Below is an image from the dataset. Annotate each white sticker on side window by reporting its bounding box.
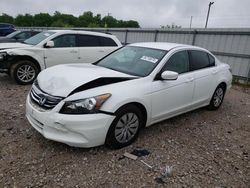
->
[140,56,158,64]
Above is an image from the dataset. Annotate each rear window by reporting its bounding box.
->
[78,35,100,47]
[77,35,117,47]
[189,50,210,71]
[99,37,117,46]
[208,53,215,66]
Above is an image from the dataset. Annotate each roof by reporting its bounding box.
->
[48,29,113,38]
[129,42,193,51]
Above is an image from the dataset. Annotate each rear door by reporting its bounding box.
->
[44,34,80,67]
[189,50,218,105]
[77,34,119,63]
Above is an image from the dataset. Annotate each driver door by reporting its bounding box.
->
[151,50,195,123]
[44,34,80,68]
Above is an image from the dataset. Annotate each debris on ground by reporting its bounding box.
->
[0,74,250,187]
[131,148,150,157]
[140,160,153,169]
[123,152,138,160]
[155,165,175,184]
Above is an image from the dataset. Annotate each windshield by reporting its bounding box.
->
[96,46,167,77]
[24,31,55,45]
[6,31,21,38]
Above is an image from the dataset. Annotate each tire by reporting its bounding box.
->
[10,60,39,85]
[207,84,226,110]
[105,104,143,149]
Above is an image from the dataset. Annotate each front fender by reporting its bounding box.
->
[6,49,45,70]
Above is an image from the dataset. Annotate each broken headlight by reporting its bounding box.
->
[60,93,111,114]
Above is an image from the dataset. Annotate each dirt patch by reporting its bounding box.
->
[0,73,250,187]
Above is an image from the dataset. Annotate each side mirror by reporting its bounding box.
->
[161,71,178,80]
[45,41,54,48]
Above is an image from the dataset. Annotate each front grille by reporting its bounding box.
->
[30,82,64,110]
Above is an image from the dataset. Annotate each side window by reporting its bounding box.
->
[78,35,100,47]
[208,53,215,66]
[161,50,189,74]
[190,50,210,71]
[52,35,76,48]
[99,37,117,46]
[15,32,27,40]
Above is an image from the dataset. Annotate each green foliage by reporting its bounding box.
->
[14,14,33,26]
[0,13,14,24]
[33,13,52,27]
[0,11,140,28]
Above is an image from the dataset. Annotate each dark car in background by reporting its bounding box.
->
[0,23,16,36]
[0,30,40,43]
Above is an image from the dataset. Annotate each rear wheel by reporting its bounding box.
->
[105,104,143,149]
[208,84,226,110]
[10,60,39,85]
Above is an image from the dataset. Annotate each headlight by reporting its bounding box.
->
[60,93,111,114]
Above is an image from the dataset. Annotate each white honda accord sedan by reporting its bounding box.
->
[26,42,232,148]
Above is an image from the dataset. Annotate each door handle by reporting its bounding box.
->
[70,50,78,53]
[185,78,194,83]
[98,50,105,53]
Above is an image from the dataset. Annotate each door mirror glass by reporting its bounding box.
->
[45,41,54,48]
[161,71,178,80]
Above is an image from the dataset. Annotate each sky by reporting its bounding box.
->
[1,0,250,28]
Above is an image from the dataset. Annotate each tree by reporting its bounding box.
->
[102,15,118,27]
[14,14,33,26]
[33,13,52,27]
[78,11,94,27]
[93,14,102,26]
[52,11,77,27]
[0,13,14,24]
[1,11,141,28]
[124,20,140,28]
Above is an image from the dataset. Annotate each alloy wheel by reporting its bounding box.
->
[16,64,36,83]
[213,87,224,107]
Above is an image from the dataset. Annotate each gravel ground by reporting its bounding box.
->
[0,73,250,188]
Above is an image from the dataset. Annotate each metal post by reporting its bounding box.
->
[192,30,197,45]
[154,30,159,42]
[189,16,193,29]
[124,29,128,45]
[247,59,250,84]
[205,2,214,29]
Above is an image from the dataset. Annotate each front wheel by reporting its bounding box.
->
[105,105,143,149]
[208,85,225,110]
[10,60,39,85]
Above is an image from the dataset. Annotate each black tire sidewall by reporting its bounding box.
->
[105,104,143,149]
[208,85,225,110]
[11,60,39,85]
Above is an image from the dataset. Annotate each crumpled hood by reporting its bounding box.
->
[0,42,32,51]
[37,64,136,97]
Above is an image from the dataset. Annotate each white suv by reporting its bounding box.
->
[0,30,122,84]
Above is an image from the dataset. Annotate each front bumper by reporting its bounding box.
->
[26,94,115,148]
